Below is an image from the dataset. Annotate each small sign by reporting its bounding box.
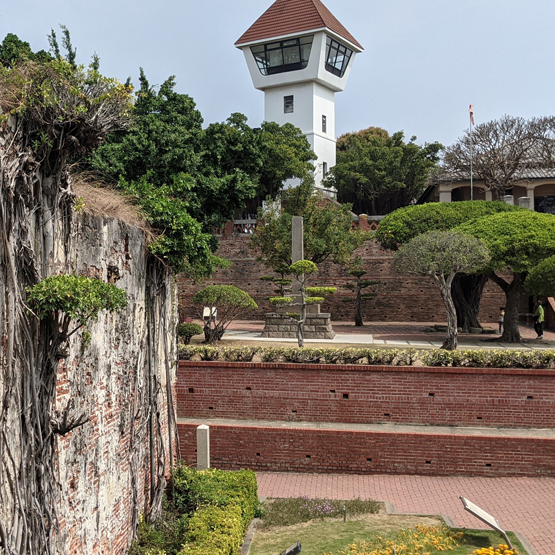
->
[279,541,302,555]
[460,496,512,549]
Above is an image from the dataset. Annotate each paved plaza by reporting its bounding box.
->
[223,320,555,349]
[257,472,552,555]
[224,320,555,552]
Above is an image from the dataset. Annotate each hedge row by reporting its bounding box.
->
[130,466,258,555]
[178,345,555,369]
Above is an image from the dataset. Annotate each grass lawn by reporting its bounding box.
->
[249,511,527,555]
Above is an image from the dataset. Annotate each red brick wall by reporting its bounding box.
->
[178,236,505,324]
[177,361,555,429]
[177,422,555,477]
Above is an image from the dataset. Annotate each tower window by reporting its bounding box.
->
[322,115,327,133]
[284,95,294,114]
[323,162,328,176]
[325,36,353,78]
[251,35,314,76]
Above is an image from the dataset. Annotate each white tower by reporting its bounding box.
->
[235,0,363,194]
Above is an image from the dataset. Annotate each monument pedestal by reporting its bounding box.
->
[261,312,335,339]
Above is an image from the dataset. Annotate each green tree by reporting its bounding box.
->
[0,33,51,67]
[392,231,490,350]
[341,260,380,327]
[457,211,555,342]
[251,181,368,272]
[525,255,555,297]
[325,127,443,215]
[268,260,336,347]
[192,285,257,343]
[376,201,521,331]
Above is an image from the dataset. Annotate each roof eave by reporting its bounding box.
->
[235,27,363,52]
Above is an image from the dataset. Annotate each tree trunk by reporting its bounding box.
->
[354,287,363,327]
[435,276,458,350]
[451,274,488,331]
[500,273,524,342]
[203,324,225,343]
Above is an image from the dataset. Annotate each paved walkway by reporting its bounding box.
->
[257,472,554,555]
[223,320,555,349]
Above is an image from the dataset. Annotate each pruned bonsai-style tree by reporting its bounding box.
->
[192,285,257,343]
[341,258,380,327]
[268,260,336,347]
[376,200,520,332]
[392,231,490,350]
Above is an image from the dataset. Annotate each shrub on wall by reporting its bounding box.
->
[177,345,555,369]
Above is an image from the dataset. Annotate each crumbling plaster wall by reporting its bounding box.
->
[1,210,177,554]
[54,212,177,554]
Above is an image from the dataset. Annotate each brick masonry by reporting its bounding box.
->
[177,361,555,429]
[177,422,555,477]
[177,361,555,477]
[178,235,507,324]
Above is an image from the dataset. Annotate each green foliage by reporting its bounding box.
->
[192,285,257,342]
[251,181,368,271]
[269,296,294,304]
[392,231,490,278]
[177,323,203,345]
[0,56,132,164]
[177,345,555,369]
[305,296,325,304]
[325,127,443,215]
[258,497,380,529]
[178,505,243,555]
[0,33,52,68]
[120,176,223,277]
[306,287,337,296]
[27,275,127,336]
[192,285,257,312]
[456,210,555,273]
[90,73,315,276]
[130,467,258,555]
[289,259,318,276]
[525,255,555,296]
[172,466,258,528]
[376,201,521,251]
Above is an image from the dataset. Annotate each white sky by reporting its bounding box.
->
[5,0,555,147]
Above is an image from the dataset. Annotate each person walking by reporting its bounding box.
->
[534,300,544,339]
[498,307,505,335]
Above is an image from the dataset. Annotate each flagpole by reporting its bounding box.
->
[469,107,474,201]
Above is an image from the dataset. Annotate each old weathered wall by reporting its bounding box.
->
[178,233,506,325]
[51,213,177,554]
[0,209,176,554]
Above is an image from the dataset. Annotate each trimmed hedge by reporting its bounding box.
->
[178,345,555,369]
[129,466,258,555]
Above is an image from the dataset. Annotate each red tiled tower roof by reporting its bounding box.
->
[235,0,363,50]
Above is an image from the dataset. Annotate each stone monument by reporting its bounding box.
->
[261,216,335,339]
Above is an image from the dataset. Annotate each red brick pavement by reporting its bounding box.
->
[257,472,553,554]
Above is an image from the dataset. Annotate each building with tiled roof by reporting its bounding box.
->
[236,0,362,192]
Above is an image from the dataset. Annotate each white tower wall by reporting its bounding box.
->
[238,16,361,194]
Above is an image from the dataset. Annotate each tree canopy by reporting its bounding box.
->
[250,181,368,272]
[438,115,555,197]
[90,73,315,277]
[392,231,490,350]
[457,210,555,341]
[324,127,443,215]
[525,256,555,297]
[375,200,522,250]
